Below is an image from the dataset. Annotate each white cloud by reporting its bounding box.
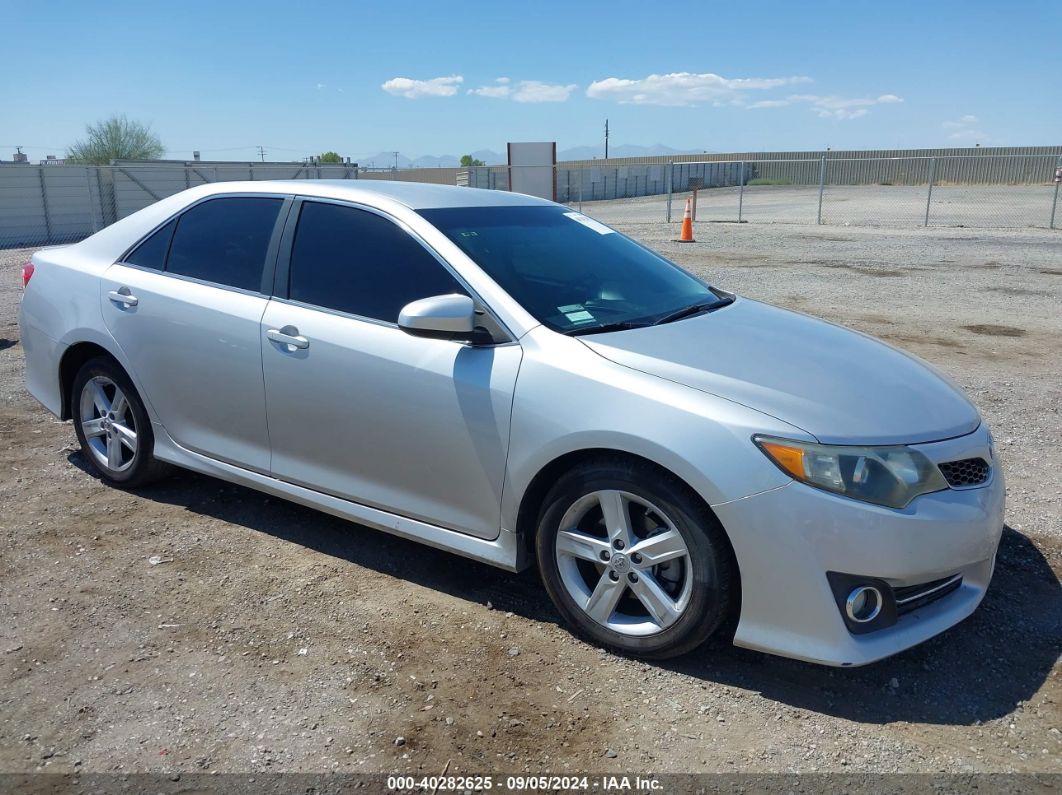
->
[468,78,513,98]
[468,78,576,103]
[748,99,791,109]
[382,75,463,99]
[778,93,903,120]
[585,71,812,106]
[941,114,985,142]
[943,114,979,129]
[513,81,576,103]
[316,83,326,90]
[817,108,869,120]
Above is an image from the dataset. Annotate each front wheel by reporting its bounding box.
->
[535,459,737,659]
[71,356,171,488]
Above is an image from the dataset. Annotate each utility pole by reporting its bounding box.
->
[392,151,400,170]
[256,145,266,162]
[604,119,609,160]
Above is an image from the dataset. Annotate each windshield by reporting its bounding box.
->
[418,205,721,334]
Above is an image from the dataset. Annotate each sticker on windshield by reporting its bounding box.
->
[558,303,596,324]
[563,212,615,235]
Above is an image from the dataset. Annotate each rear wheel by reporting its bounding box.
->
[71,357,171,488]
[535,459,737,659]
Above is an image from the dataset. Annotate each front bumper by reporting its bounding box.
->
[713,427,1005,666]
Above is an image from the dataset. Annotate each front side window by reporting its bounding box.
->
[288,201,464,322]
[166,197,282,291]
[419,205,719,333]
[124,218,176,270]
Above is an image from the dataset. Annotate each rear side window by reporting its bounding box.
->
[166,197,282,291]
[124,218,176,270]
[288,201,464,322]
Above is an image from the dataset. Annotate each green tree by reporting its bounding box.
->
[460,154,485,167]
[66,114,164,164]
[319,151,344,163]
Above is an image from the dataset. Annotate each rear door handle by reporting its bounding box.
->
[108,289,138,307]
[267,327,309,350]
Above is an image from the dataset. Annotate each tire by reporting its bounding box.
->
[535,457,737,659]
[71,356,171,488]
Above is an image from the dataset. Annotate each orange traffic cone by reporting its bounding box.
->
[675,196,695,242]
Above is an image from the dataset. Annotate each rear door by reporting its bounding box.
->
[100,195,289,472]
[260,199,522,539]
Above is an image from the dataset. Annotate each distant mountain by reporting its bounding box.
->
[353,144,699,169]
[354,149,505,168]
[558,143,702,161]
[470,149,506,165]
[355,151,413,169]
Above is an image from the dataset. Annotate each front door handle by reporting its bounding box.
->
[267,326,310,350]
[108,288,138,307]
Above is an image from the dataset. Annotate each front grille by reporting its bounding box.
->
[938,457,990,487]
[894,574,963,615]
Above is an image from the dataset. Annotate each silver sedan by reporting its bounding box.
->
[18,181,1004,665]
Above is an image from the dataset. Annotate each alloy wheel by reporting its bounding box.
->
[554,489,693,637]
[79,375,138,473]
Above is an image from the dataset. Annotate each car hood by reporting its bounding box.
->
[580,298,980,445]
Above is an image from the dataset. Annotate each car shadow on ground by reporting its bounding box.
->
[80,455,1061,728]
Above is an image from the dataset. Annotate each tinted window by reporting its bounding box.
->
[419,205,717,334]
[124,218,176,270]
[289,202,464,322]
[167,197,282,291]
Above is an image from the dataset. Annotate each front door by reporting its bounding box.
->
[261,200,521,539]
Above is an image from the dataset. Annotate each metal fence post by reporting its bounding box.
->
[816,155,826,225]
[85,168,99,233]
[738,161,745,223]
[924,157,937,227]
[1051,154,1061,229]
[666,161,674,223]
[38,166,53,243]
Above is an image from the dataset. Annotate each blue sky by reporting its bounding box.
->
[3,0,1060,163]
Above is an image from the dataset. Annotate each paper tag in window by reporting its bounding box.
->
[563,212,615,235]
[558,304,595,324]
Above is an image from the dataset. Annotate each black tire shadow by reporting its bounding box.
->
[73,452,1060,727]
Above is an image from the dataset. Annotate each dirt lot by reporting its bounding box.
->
[0,219,1060,778]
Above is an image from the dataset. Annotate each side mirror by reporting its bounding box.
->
[398,294,476,340]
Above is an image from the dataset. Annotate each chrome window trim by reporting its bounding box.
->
[109,261,274,300]
[274,196,516,343]
[115,192,293,296]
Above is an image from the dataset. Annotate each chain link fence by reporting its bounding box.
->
[468,154,1062,229]
[2,153,1060,249]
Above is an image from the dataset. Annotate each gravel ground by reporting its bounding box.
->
[0,218,1060,778]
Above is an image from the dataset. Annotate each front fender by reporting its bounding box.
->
[501,329,808,534]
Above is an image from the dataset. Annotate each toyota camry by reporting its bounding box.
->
[18,181,1004,665]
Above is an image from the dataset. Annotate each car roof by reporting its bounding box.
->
[215,179,556,210]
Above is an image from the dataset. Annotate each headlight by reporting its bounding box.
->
[753,436,948,509]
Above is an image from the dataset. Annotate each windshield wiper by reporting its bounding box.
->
[563,320,651,337]
[651,296,735,326]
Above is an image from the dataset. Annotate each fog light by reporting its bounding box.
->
[845,586,883,623]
